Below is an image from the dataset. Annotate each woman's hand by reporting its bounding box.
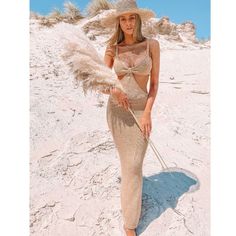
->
[111,88,130,111]
[140,112,152,139]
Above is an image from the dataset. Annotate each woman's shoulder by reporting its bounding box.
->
[148,38,160,47]
[148,38,160,55]
[105,44,116,58]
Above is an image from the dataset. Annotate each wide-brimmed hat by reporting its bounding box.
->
[100,0,156,28]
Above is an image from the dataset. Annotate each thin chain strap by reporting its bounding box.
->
[115,44,118,57]
[146,39,149,56]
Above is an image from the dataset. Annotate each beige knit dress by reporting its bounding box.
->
[106,38,152,229]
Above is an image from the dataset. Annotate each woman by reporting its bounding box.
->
[101,1,160,235]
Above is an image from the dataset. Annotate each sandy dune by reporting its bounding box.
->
[30,17,210,235]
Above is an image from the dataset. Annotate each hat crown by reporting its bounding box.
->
[100,0,156,28]
[116,0,138,13]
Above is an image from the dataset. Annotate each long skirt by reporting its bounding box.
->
[106,94,148,229]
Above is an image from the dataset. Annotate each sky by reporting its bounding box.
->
[30,0,210,40]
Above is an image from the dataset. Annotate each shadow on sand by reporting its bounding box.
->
[136,167,200,235]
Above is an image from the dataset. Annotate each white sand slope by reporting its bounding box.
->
[30,17,210,236]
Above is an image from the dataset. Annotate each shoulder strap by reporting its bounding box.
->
[146,39,149,56]
[115,45,118,57]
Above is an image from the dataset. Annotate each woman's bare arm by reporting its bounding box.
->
[101,45,115,94]
[104,44,114,69]
[143,39,160,114]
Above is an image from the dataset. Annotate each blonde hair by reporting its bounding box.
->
[105,13,146,46]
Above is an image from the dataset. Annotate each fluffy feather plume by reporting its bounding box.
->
[60,25,124,95]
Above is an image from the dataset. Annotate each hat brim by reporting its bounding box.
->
[100,9,156,28]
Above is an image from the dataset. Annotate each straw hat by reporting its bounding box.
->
[100,0,156,28]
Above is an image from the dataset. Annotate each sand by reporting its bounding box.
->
[30,14,210,236]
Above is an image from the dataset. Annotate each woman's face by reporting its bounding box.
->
[119,13,136,35]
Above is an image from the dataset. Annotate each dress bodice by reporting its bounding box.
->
[112,39,152,100]
[113,39,152,77]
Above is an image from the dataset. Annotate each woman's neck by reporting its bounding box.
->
[123,34,135,45]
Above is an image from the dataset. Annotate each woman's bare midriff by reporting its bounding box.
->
[117,74,149,94]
